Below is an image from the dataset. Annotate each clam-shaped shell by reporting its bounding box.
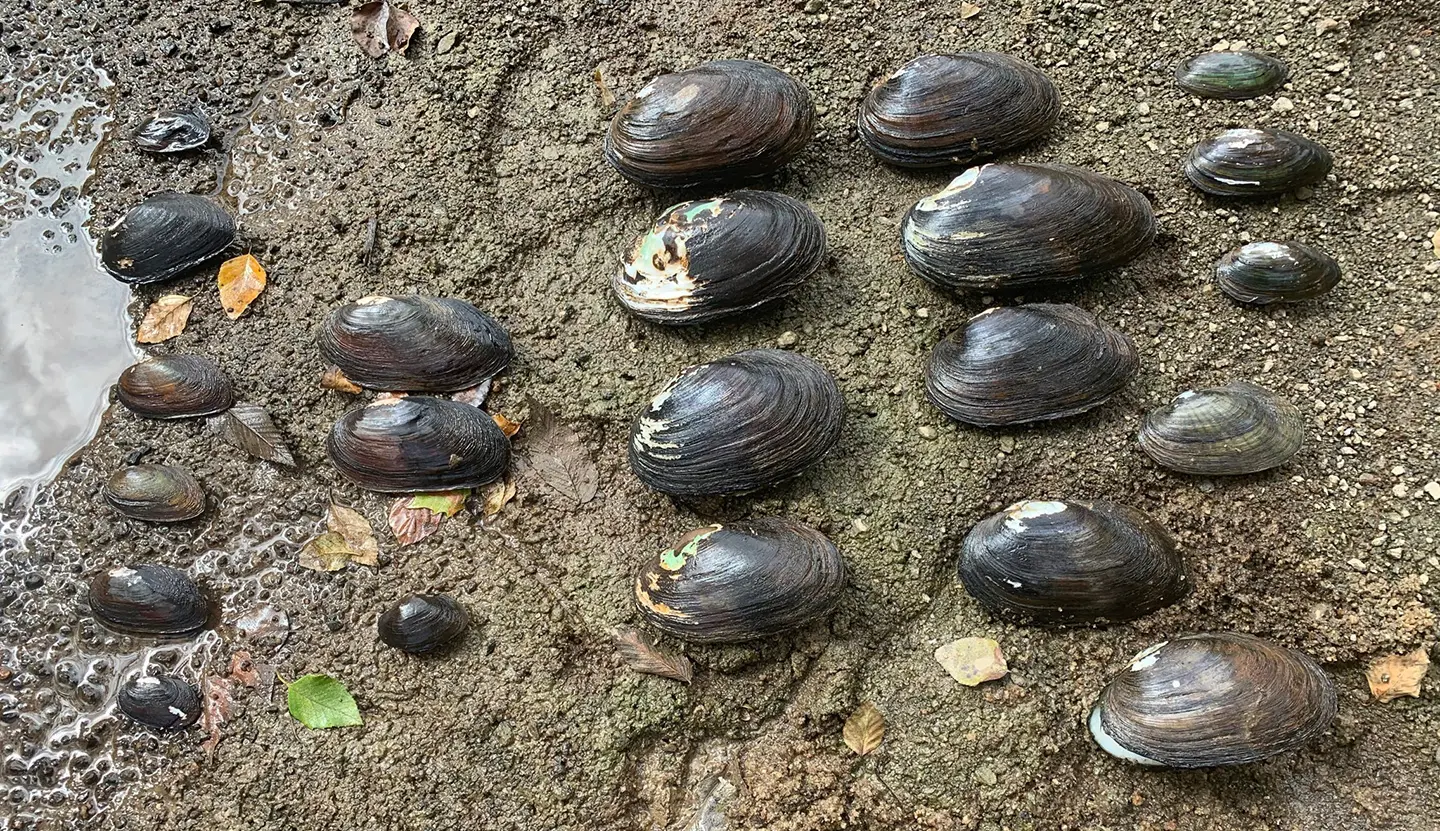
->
[925,304,1138,426]
[858,52,1060,168]
[633,518,847,643]
[1215,241,1341,305]
[133,110,211,153]
[902,163,1155,292]
[116,355,234,419]
[117,675,202,731]
[1138,381,1303,475]
[1089,633,1337,767]
[377,594,469,654]
[614,191,826,325]
[103,464,205,523]
[1174,51,1288,99]
[1184,128,1332,197]
[327,396,511,492]
[604,59,815,188]
[958,499,1188,624]
[100,192,236,284]
[628,349,844,496]
[318,295,513,392]
[87,564,209,637]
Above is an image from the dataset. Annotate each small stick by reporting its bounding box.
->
[362,216,378,268]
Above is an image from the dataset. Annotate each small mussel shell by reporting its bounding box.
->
[117,675,202,731]
[1215,241,1341,305]
[1138,381,1303,475]
[1174,51,1288,99]
[100,192,236,284]
[87,564,209,637]
[1183,128,1332,197]
[858,52,1060,168]
[133,110,211,153]
[377,594,469,653]
[613,191,826,325]
[604,59,815,188]
[902,163,1155,292]
[116,355,235,419]
[318,295,513,392]
[958,499,1189,625]
[1089,633,1338,768]
[633,518,847,643]
[628,349,843,496]
[327,396,511,492]
[103,464,205,522]
[925,304,1138,426]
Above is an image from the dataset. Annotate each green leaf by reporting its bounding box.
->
[287,674,363,729]
[405,489,469,516]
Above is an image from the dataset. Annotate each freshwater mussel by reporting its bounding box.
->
[925,304,1138,426]
[902,163,1155,292]
[117,675,202,731]
[1089,632,1337,767]
[613,191,826,325]
[116,355,234,419]
[1138,381,1303,475]
[318,295,513,392]
[100,192,236,284]
[1215,241,1341,304]
[633,518,847,643]
[103,464,205,523]
[1174,51,1289,99]
[628,349,843,496]
[327,396,510,492]
[377,594,469,654]
[88,564,209,637]
[1184,128,1332,197]
[133,110,211,153]
[858,52,1060,168]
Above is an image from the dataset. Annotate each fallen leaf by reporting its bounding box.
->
[1431,227,1439,259]
[299,532,356,572]
[199,676,233,757]
[960,1,982,19]
[351,1,419,59]
[935,637,1008,686]
[408,490,467,516]
[613,628,692,683]
[520,397,598,503]
[217,254,267,319]
[235,603,290,650]
[593,69,616,109]
[320,365,362,394]
[479,475,517,518]
[450,379,492,408]
[843,701,885,756]
[387,489,468,544]
[492,412,521,438]
[287,673,363,729]
[136,294,193,343]
[228,651,261,687]
[327,504,379,566]
[208,403,295,466]
[1366,647,1430,703]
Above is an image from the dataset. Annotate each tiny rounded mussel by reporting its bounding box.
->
[605,59,815,188]
[100,192,236,284]
[1138,381,1303,476]
[377,594,469,654]
[613,190,826,325]
[318,295,513,392]
[118,675,201,731]
[628,349,843,496]
[958,499,1189,625]
[103,464,205,523]
[1089,632,1337,768]
[925,304,1138,426]
[88,564,209,637]
[1184,128,1332,197]
[1174,51,1288,99]
[327,396,510,492]
[116,354,234,419]
[1215,241,1341,305]
[133,110,211,153]
[858,52,1060,168]
[902,163,1155,292]
[633,518,847,643]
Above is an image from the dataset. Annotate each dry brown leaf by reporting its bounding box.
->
[136,294,193,343]
[351,1,419,59]
[387,490,467,545]
[298,532,353,572]
[520,396,598,503]
[593,69,616,109]
[1366,647,1430,703]
[199,676,234,758]
[960,1,982,19]
[217,254,267,319]
[493,412,521,438]
[614,628,693,683]
[479,475,518,518]
[327,504,379,566]
[227,651,260,687]
[208,402,295,466]
[320,365,363,394]
[843,701,885,756]
[935,637,1008,686]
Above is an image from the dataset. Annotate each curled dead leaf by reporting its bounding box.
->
[320,365,363,394]
[351,1,420,59]
[327,504,379,566]
[479,476,518,518]
[1366,647,1430,703]
[492,412,521,438]
[136,294,193,344]
[593,69,617,109]
[217,253,267,319]
[843,701,885,756]
[613,628,692,684]
[298,532,354,572]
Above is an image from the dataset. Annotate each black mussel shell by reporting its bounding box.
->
[133,110,211,153]
[377,594,469,654]
[633,518,847,643]
[117,675,202,731]
[1089,633,1337,768]
[613,191,826,325]
[1215,241,1341,305]
[116,355,235,419]
[103,464,205,522]
[628,349,844,496]
[958,499,1189,625]
[925,304,1138,426]
[87,564,209,637]
[327,396,511,492]
[1174,51,1289,99]
[858,52,1060,168]
[1138,381,1303,475]
[604,59,815,188]
[100,192,236,284]
[902,163,1155,292]
[1184,128,1332,197]
[318,295,513,392]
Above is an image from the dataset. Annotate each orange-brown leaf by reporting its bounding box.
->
[387,491,468,545]
[217,253,267,319]
[479,475,517,518]
[843,701,885,756]
[136,294,193,343]
[351,1,419,58]
[320,366,363,394]
[492,413,521,438]
[613,628,692,683]
[1366,648,1430,703]
[227,651,260,687]
[199,676,234,758]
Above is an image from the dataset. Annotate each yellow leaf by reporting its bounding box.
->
[479,476,517,517]
[320,365,363,394]
[217,254,267,319]
[136,294,193,343]
[298,532,353,572]
[935,637,1008,686]
[843,701,885,756]
[492,412,521,438]
[1366,647,1430,703]
[326,504,379,567]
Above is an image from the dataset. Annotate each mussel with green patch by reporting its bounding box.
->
[100,192,236,284]
[377,594,469,654]
[103,464,205,522]
[1184,128,1332,197]
[1138,381,1303,475]
[1215,241,1341,304]
[116,355,234,419]
[318,295,513,392]
[327,396,511,492]
[1174,51,1288,99]
[88,564,210,637]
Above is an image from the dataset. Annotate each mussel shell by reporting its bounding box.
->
[100,192,236,284]
[1183,128,1332,197]
[613,191,826,325]
[633,518,847,643]
[317,295,513,392]
[116,355,235,419]
[103,464,205,522]
[1174,51,1288,99]
[87,564,209,637]
[377,594,469,653]
[902,163,1155,292]
[117,675,201,731]
[1138,381,1303,475]
[1215,241,1341,305]
[628,349,844,496]
[858,52,1060,168]
[1089,633,1337,768]
[604,59,815,188]
[327,396,511,492]
[958,499,1189,625]
[133,110,211,153]
[925,304,1138,426]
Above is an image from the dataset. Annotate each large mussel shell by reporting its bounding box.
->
[1174,51,1288,99]
[87,564,209,637]
[117,675,202,731]
[633,518,847,643]
[925,304,1138,426]
[377,594,469,654]
[133,110,211,153]
[902,163,1155,292]
[318,295,513,392]
[858,52,1060,168]
[103,464,205,523]
[1138,381,1303,475]
[1089,632,1337,767]
[1184,128,1332,197]
[327,396,511,492]
[613,191,826,325]
[1215,241,1341,305]
[100,192,236,284]
[116,355,235,419]
[604,59,816,188]
[628,349,843,496]
[958,499,1189,625]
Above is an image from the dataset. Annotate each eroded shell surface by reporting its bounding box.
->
[1184,128,1332,197]
[134,110,211,153]
[87,564,209,637]
[377,594,469,654]
[327,396,511,492]
[103,464,205,523]
[1215,241,1341,305]
[1174,51,1288,99]
[116,355,235,419]
[318,295,513,392]
[118,675,202,731]
[100,192,236,284]
[1138,381,1303,475]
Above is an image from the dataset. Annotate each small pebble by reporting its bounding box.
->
[918,426,938,440]
[973,766,998,786]
[1315,18,1340,35]
[1393,484,1409,498]
[998,437,1015,453]
[1272,97,1295,113]
[776,331,799,348]
[1275,34,1289,46]
[1423,482,1440,500]
[436,31,459,55]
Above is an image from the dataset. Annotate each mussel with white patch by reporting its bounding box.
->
[318,295,513,392]
[133,110,211,153]
[118,675,202,731]
[1138,381,1303,475]
[100,192,236,284]
[1184,128,1332,197]
[87,564,210,637]
[377,594,470,654]
[327,396,511,492]
[1215,241,1341,305]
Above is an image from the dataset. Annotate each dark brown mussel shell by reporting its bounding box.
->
[118,675,202,731]
[134,110,211,153]
[958,499,1189,625]
[100,192,236,284]
[1138,381,1303,475]
[1089,633,1337,767]
[858,52,1060,168]
[613,191,826,325]
[1215,241,1341,305]
[116,355,235,419]
[377,594,469,654]
[87,564,209,637]
[1174,51,1288,99]
[925,304,1138,426]
[604,59,815,188]
[103,464,205,522]
[628,349,843,496]
[633,518,846,643]
[318,295,512,392]
[1184,128,1332,197]
[902,163,1155,292]
[327,396,510,492]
